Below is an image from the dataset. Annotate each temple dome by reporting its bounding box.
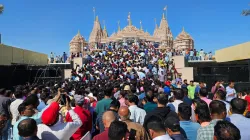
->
[89,16,102,43]
[70,31,86,44]
[69,31,87,55]
[116,25,142,37]
[175,27,193,40]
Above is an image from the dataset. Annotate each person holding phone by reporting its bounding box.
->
[37,97,82,140]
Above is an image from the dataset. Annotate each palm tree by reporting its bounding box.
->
[242,3,250,16]
[242,10,250,16]
[0,4,4,14]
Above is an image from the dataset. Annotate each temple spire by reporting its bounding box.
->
[140,20,143,30]
[103,20,106,29]
[78,30,80,35]
[118,20,121,31]
[162,12,166,20]
[154,18,158,29]
[127,12,132,26]
[182,26,185,31]
[95,16,99,22]
[163,5,167,20]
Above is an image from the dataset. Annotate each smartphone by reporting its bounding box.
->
[129,129,136,140]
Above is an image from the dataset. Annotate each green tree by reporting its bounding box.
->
[0,4,4,14]
[242,3,250,16]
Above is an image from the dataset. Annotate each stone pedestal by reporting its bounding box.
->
[172,55,194,82]
[73,57,84,68]
[64,69,72,79]
[172,56,186,68]
[176,67,194,82]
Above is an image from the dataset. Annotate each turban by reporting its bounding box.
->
[41,102,60,125]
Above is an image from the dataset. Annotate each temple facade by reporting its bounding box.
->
[173,27,194,50]
[69,10,194,54]
[153,13,174,49]
[69,31,88,55]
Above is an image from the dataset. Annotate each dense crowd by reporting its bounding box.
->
[0,43,248,140]
[49,42,213,64]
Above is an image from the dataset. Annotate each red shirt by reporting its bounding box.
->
[92,101,97,108]
[245,96,250,111]
[65,106,92,140]
[93,128,109,140]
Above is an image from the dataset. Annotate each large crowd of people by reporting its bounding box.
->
[49,42,213,64]
[0,42,248,140]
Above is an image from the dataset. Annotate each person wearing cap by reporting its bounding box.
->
[36,99,82,140]
[164,117,186,140]
[87,93,97,108]
[65,95,92,140]
[163,81,171,95]
[124,85,131,91]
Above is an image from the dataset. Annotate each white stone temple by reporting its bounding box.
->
[69,10,194,54]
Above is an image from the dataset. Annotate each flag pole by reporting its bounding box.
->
[93,7,96,21]
[165,5,167,19]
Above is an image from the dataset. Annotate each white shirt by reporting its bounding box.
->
[129,105,146,125]
[153,134,172,140]
[226,86,236,102]
[10,98,24,125]
[168,100,183,113]
[37,110,82,140]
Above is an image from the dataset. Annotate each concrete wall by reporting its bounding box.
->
[64,69,72,79]
[73,57,84,68]
[0,44,48,66]
[176,67,194,82]
[215,42,250,62]
[172,56,186,68]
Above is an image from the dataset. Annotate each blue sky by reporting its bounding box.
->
[0,0,249,56]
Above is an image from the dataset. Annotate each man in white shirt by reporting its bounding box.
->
[226,82,236,102]
[37,100,82,140]
[167,89,184,113]
[199,49,204,61]
[10,90,24,125]
[145,116,172,140]
[125,94,146,125]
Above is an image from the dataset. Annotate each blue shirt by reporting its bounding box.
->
[13,105,49,140]
[164,86,171,95]
[180,121,200,140]
[148,64,153,71]
[195,85,200,93]
[183,96,192,106]
[37,99,46,112]
[229,114,250,140]
[165,56,169,62]
[190,51,194,56]
[143,102,157,113]
[138,92,145,100]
